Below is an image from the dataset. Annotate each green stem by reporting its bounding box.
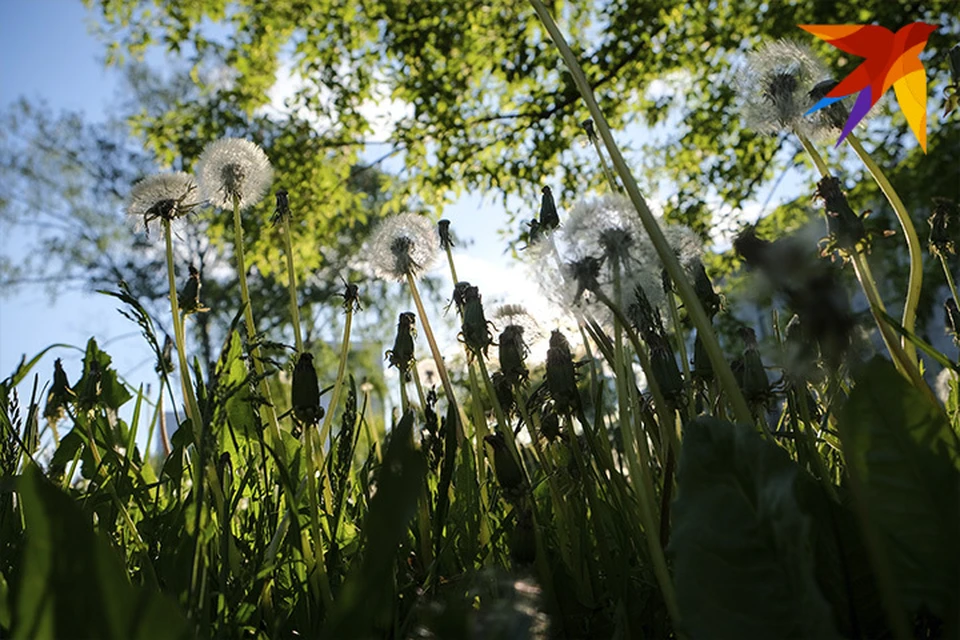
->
[847,133,921,366]
[589,134,620,192]
[280,215,304,354]
[231,196,284,458]
[528,0,749,427]
[939,254,960,311]
[318,308,354,449]
[163,220,202,428]
[406,273,464,442]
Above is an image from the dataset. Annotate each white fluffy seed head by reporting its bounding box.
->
[738,40,830,136]
[492,303,544,343]
[368,213,440,281]
[532,194,666,329]
[126,172,200,234]
[661,223,704,272]
[196,138,274,210]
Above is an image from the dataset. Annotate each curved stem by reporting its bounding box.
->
[318,308,354,448]
[939,254,960,311]
[528,0,749,427]
[848,133,921,365]
[280,215,304,354]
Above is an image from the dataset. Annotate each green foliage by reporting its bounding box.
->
[670,417,840,640]
[839,358,960,622]
[12,465,189,640]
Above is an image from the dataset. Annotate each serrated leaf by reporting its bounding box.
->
[839,357,960,619]
[669,417,840,640]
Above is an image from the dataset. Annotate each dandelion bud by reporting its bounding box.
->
[386,312,417,376]
[539,186,560,231]
[692,330,714,382]
[946,299,960,346]
[928,198,958,259]
[524,218,543,247]
[437,219,455,250]
[538,404,562,442]
[369,213,440,281]
[491,372,517,418]
[156,335,175,375]
[814,176,866,253]
[691,262,722,318]
[739,327,771,410]
[546,330,580,416]
[273,188,291,224]
[126,172,199,236]
[581,118,597,140]
[498,325,529,384]
[340,281,362,313]
[291,352,323,427]
[484,431,525,500]
[457,283,493,358]
[43,358,74,426]
[178,265,209,315]
[566,256,604,303]
[196,138,274,210]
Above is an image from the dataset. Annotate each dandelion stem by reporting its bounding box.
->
[940,254,960,311]
[406,273,463,441]
[795,133,921,383]
[529,0,749,428]
[231,195,284,458]
[847,133,921,366]
[280,215,305,354]
[163,220,202,428]
[318,306,354,451]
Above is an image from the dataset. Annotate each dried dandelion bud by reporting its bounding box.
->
[498,325,529,384]
[929,198,958,258]
[491,371,517,417]
[437,219,455,250]
[538,404,562,442]
[156,335,175,375]
[178,265,209,315]
[386,312,417,376]
[273,188,291,225]
[340,281,362,313]
[291,352,323,427]
[369,213,440,281]
[814,176,866,253]
[457,283,493,358]
[43,358,74,425]
[126,172,199,236]
[739,327,771,410]
[196,138,274,210]
[546,330,580,416]
[539,186,560,231]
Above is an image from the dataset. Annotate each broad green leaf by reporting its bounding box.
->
[324,411,427,637]
[13,465,189,640]
[839,357,960,619]
[669,417,840,640]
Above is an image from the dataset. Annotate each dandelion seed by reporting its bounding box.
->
[126,172,199,235]
[196,138,274,210]
[661,223,703,271]
[738,40,830,137]
[935,367,958,406]
[369,213,440,281]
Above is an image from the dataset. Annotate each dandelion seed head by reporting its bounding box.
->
[738,40,829,136]
[492,303,544,342]
[196,138,274,210]
[935,367,958,406]
[661,223,704,271]
[126,172,199,234]
[369,213,440,281]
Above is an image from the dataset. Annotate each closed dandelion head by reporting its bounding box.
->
[369,213,440,281]
[196,138,274,210]
[738,40,829,136]
[127,172,199,235]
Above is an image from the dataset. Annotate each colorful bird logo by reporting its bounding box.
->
[800,22,938,151]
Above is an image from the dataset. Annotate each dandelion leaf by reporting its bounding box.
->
[13,465,189,640]
[839,357,960,620]
[669,416,840,640]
